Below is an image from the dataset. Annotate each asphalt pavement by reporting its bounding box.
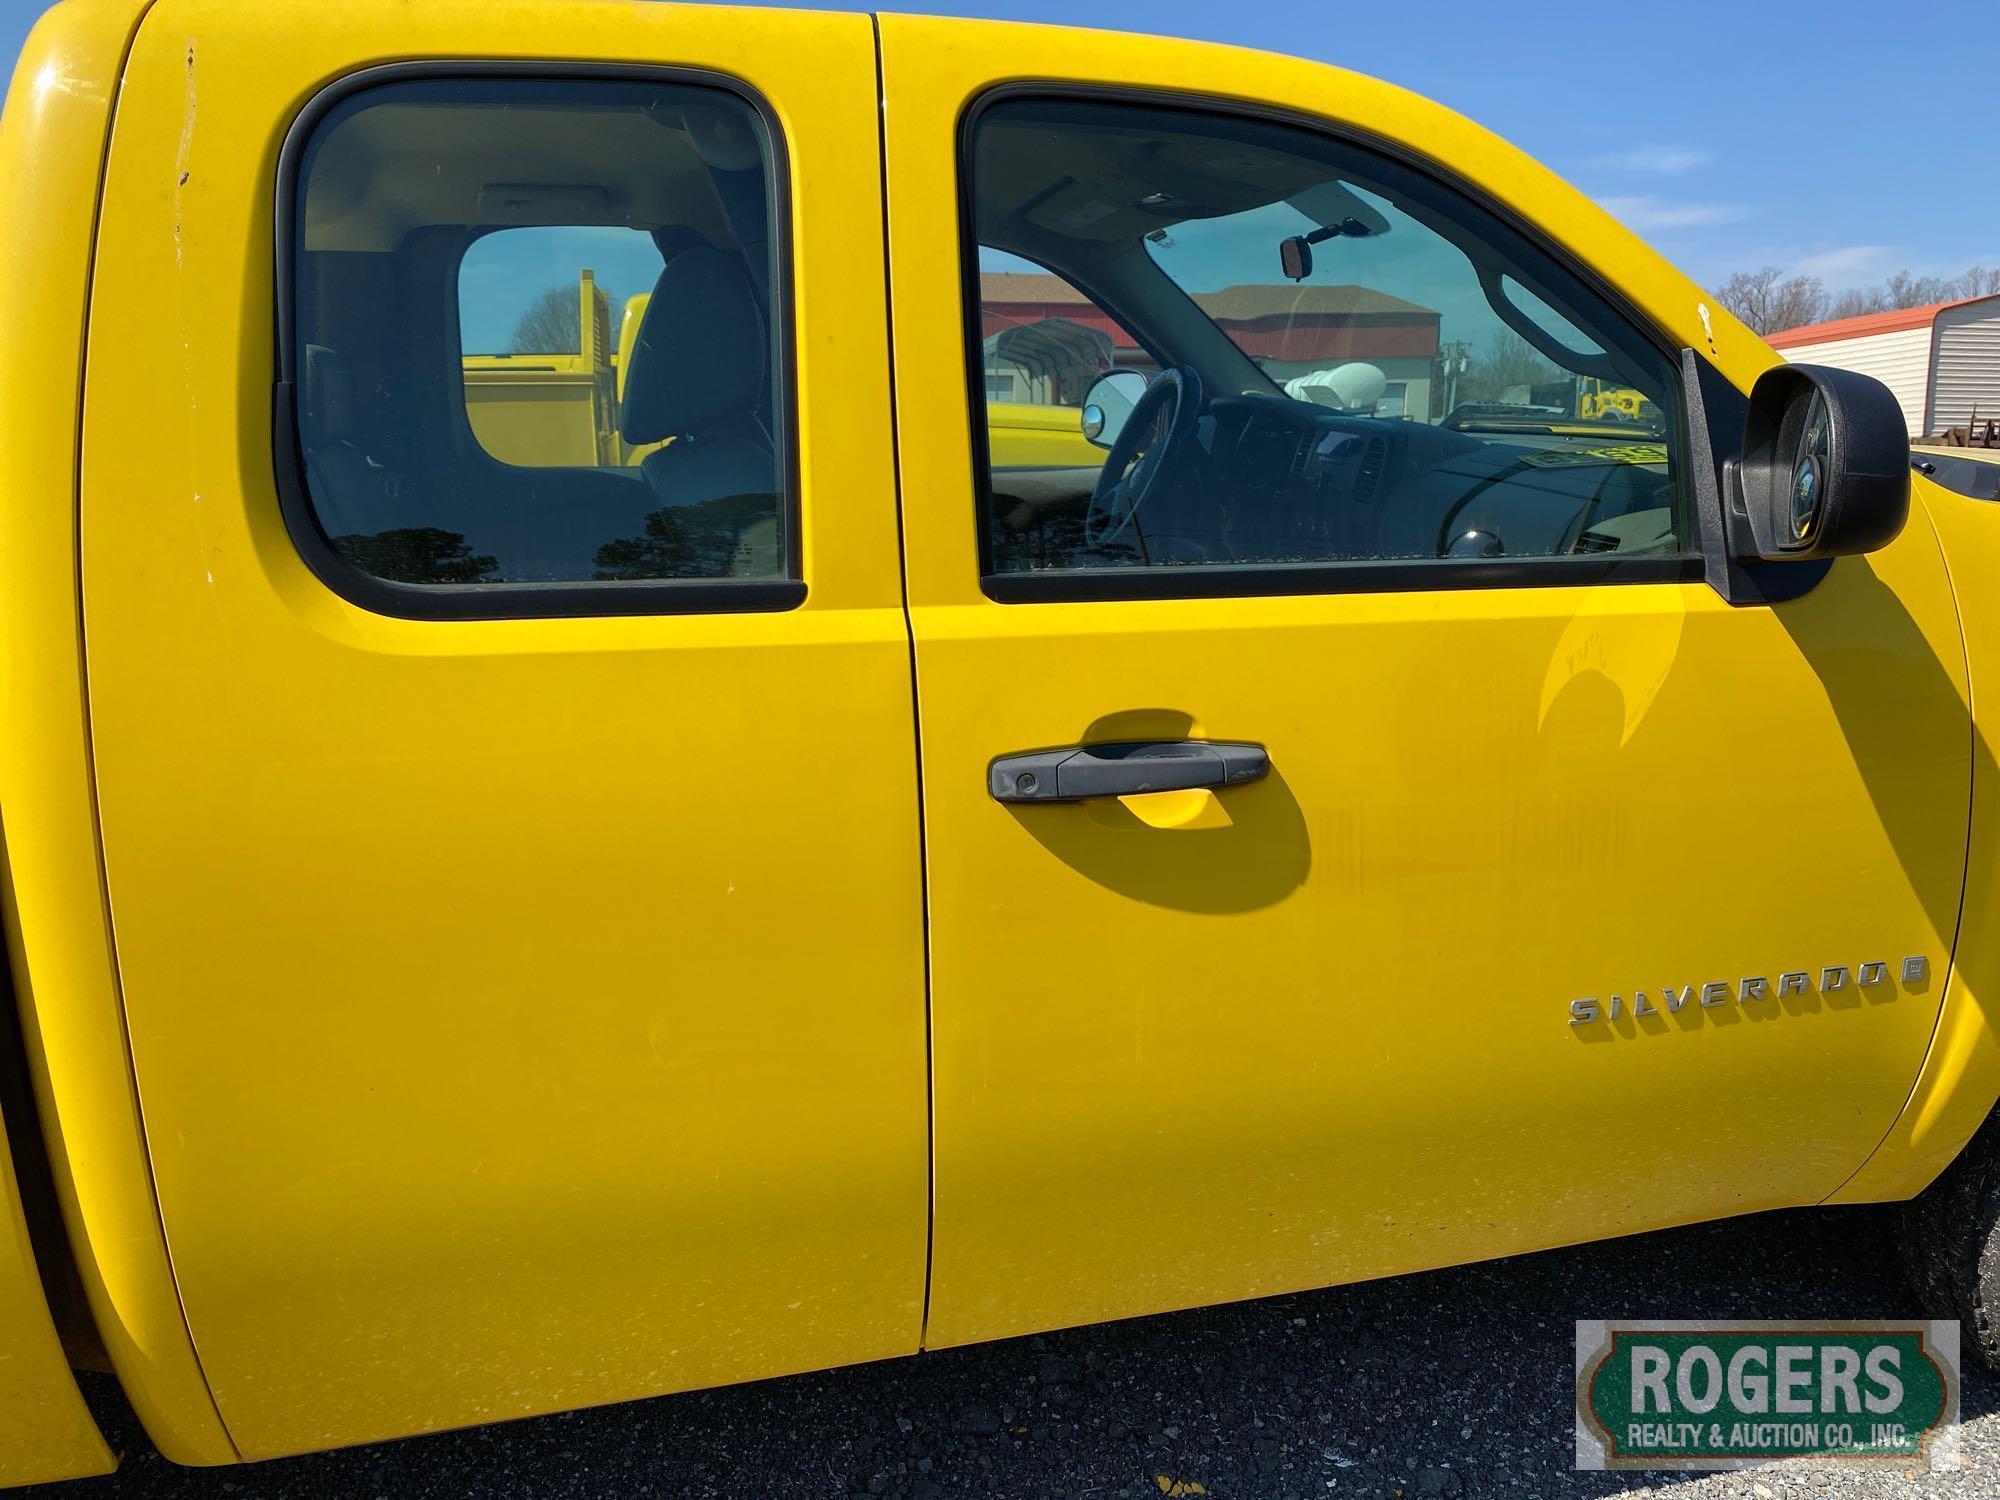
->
[38,1202,2000,1499]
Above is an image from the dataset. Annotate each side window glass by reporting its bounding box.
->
[291,77,790,600]
[457,226,665,470]
[977,251,1152,569]
[964,99,1689,584]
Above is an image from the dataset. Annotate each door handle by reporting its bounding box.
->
[989,740,1269,804]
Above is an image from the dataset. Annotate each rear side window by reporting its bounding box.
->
[286,73,795,614]
[456,225,664,469]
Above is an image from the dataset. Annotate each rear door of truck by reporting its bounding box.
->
[79,0,924,1460]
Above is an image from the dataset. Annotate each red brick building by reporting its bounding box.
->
[979,272,1442,416]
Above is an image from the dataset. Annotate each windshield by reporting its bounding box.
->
[1140,183,1659,435]
[1916,450,2000,502]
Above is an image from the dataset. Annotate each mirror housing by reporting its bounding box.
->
[1728,363,1909,563]
[1279,236,1312,282]
[1080,369,1149,451]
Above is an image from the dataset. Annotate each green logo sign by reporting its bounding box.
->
[1576,1321,1959,1471]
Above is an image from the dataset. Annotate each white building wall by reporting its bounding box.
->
[1779,325,1933,436]
[1929,299,2000,436]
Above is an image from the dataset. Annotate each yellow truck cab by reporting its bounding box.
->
[4,0,2000,1483]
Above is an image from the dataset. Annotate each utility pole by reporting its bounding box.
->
[1436,340,1472,419]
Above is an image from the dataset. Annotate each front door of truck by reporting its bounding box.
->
[880,18,1972,1349]
[81,0,923,1459]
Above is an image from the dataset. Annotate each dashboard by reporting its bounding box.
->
[987,393,1682,574]
[1166,395,1678,564]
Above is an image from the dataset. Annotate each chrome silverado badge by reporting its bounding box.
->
[1568,956,1928,1026]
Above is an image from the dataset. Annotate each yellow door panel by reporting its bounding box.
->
[879,18,1970,1349]
[0,1102,114,1486]
[84,0,921,1461]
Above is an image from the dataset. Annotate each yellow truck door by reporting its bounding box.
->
[81,0,922,1460]
[879,18,1972,1350]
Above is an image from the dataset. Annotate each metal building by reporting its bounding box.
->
[1765,293,2000,439]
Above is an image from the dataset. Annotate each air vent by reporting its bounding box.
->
[1352,437,1388,508]
[1575,529,1621,553]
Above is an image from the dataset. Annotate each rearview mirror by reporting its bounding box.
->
[1279,236,1312,282]
[1080,370,1149,451]
[1728,364,1908,562]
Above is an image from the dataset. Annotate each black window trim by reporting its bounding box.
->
[956,82,1709,605]
[273,61,806,621]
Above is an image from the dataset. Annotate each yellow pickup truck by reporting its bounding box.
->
[459,271,630,469]
[3,0,1998,1484]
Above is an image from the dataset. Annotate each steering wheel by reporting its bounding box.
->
[1085,366,1204,552]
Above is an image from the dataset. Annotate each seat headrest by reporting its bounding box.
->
[302,343,355,442]
[619,245,767,445]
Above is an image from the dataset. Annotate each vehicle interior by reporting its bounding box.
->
[968,99,1691,576]
[294,78,784,587]
[294,83,1690,591]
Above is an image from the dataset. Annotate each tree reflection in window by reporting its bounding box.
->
[594,493,781,580]
[330,529,499,585]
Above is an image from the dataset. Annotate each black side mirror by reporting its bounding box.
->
[1727,364,1908,562]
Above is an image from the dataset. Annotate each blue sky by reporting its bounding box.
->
[6,0,1992,295]
[843,0,1997,293]
[459,227,662,353]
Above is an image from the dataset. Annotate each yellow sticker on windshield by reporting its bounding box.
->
[1519,443,1669,469]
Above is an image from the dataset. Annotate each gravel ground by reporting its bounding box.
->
[37,1202,1998,1499]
